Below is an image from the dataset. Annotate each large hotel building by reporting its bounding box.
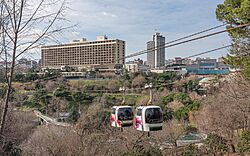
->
[41,36,125,70]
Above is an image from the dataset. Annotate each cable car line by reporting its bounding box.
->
[164,24,227,45]
[120,23,250,60]
[165,44,232,65]
[120,23,227,60]
[183,45,232,59]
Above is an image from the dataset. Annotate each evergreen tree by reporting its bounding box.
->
[216,0,250,79]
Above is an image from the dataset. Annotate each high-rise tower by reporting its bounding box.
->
[147,33,165,68]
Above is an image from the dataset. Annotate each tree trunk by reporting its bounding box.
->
[57,101,60,118]
[173,142,178,156]
[0,82,12,135]
[229,141,236,153]
[0,30,18,137]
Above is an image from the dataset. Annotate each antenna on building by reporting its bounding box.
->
[154,29,158,33]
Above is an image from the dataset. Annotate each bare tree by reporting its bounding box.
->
[21,103,134,155]
[155,120,187,156]
[0,0,70,139]
[131,74,146,88]
[195,74,250,153]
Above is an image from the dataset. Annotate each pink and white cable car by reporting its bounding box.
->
[134,106,163,132]
[110,106,134,128]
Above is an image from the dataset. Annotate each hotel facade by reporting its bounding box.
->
[41,36,125,70]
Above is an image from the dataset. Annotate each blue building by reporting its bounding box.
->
[186,58,229,75]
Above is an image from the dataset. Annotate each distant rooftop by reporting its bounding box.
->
[42,35,124,49]
[71,35,108,43]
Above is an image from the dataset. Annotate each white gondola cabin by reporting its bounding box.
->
[110,106,134,128]
[134,106,163,132]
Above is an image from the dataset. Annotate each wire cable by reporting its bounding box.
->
[183,45,232,59]
[123,24,227,59]
[122,23,249,60]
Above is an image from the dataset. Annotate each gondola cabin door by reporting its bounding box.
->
[110,107,116,127]
[135,106,163,132]
[110,106,133,128]
[135,107,143,131]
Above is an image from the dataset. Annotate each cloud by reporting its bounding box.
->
[102,11,117,18]
[48,0,231,60]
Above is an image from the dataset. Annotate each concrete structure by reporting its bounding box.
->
[166,65,187,75]
[150,69,166,74]
[218,57,224,63]
[41,36,125,70]
[61,72,86,78]
[17,58,38,69]
[133,58,144,65]
[126,58,144,65]
[186,58,230,75]
[165,59,174,66]
[166,58,192,67]
[147,41,155,68]
[125,63,149,73]
[175,57,182,65]
[182,58,192,65]
[125,63,139,73]
[125,58,148,73]
[147,33,165,68]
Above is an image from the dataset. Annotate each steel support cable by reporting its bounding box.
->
[124,24,228,58]
[121,23,250,60]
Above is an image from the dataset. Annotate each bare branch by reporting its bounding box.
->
[15,0,66,58]
[18,0,45,33]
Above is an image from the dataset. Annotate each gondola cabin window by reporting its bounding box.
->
[135,106,163,132]
[110,106,134,128]
[118,108,133,121]
[112,108,116,115]
[145,108,163,124]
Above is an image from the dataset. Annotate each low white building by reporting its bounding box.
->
[150,69,166,74]
[125,63,149,73]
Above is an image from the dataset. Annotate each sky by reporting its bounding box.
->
[50,0,231,61]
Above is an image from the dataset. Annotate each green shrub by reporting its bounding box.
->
[1,141,22,156]
[181,144,201,156]
[237,130,250,154]
[162,93,175,104]
[204,133,228,155]
[122,145,162,156]
[174,107,189,121]
[22,100,37,108]
[68,110,80,122]
[0,85,7,98]
[186,101,200,111]
[105,95,120,107]
[162,106,174,121]
[174,93,191,104]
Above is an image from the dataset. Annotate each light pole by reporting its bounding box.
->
[119,86,126,132]
[145,83,153,105]
[144,83,153,137]
[119,86,126,105]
